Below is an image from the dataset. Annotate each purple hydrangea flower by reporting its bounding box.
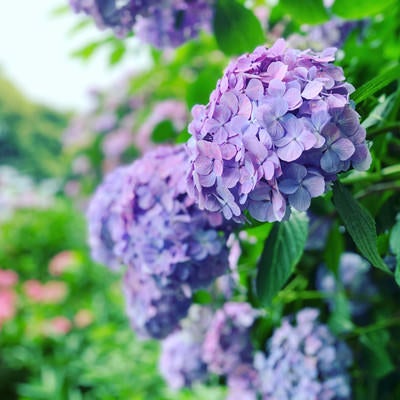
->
[202,302,259,375]
[115,145,230,287]
[86,166,129,270]
[123,267,191,339]
[316,252,377,317]
[256,308,352,400]
[70,0,213,47]
[135,0,214,49]
[226,364,259,400]
[159,305,212,389]
[187,39,371,222]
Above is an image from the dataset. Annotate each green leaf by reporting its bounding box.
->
[280,0,329,25]
[360,331,395,378]
[389,215,400,285]
[352,64,400,104]
[256,211,308,306]
[213,0,265,56]
[328,290,354,335]
[332,0,397,19]
[151,120,177,143]
[109,43,126,66]
[332,181,391,273]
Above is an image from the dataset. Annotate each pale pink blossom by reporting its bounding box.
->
[0,269,18,287]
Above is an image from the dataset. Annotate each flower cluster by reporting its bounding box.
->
[255,308,352,400]
[87,145,231,338]
[159,306,212,389]
[187,39,371,222]
[69,0,213,47]
[202,302,259,375]
[316,252,377,317]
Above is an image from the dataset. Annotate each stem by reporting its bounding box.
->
[275,290,331,303]
[341,164,400,185]
[367,122,400,139]
[344,315,400,339]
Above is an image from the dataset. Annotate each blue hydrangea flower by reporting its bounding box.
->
[123,267,191,339]
[202,302,259,375]
[316,252,377,317]
[69,0,213,47]
[255,308,352,400]
[187,39,371,222]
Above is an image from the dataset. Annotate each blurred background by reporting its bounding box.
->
[1,0,399,399]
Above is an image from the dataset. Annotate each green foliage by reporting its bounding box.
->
[332,0,397,19]
[332,181,391,274]
[256,212,308,307]
[213,0,265,55]
[0,75,68,180]
[280,0,329,25]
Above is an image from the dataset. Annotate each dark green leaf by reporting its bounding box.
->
[323,221,345,275]
[389,215,400,285]
[360,331,395,378]
[332,0,397,19]
[332,181,391,273]
[256,211,308,306]
[280,0,329,25]
[352,64,400,104]
[213,0,265,56]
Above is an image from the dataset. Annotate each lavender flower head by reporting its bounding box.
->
[115,145,229,288]
[86,166,129,270]
[256,308,352,400]
[159,306,212,389]
[316,252,377,317]
[70,0,213,47]
[202,302,259,375]
[187,39,371,222]
[123,267,191,339]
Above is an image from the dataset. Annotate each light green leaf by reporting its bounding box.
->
[352,64,400,104]
[332,0,397,19]
[280,0,329,25]
[213,0,265,56]
[332,181,391,274]
[256,211,308,307]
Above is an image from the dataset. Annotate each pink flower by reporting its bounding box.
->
[23,280,68,304]
[74,309,94,328]
[45,316,72,335]
[0,289,17,327]
[0,269,18,287]
[48,251,76,276]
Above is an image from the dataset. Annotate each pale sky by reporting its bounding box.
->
[0,1,149,111]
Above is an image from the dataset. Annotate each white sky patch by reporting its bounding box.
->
[0,1,150,111]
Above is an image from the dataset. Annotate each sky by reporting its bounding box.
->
[0,1,149,111]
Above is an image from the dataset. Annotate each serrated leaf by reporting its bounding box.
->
[213,0,265,56]
[256,211,308,306]
[389,216,400,285]
[280,0,329,25]
[352,64,400,104]
[332,0,396,19]
[332,181,391,274]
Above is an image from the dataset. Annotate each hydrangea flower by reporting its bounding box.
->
[87,145,231,338]
[86,166,129,270]
[69,0,213,47]
[202,302,259,375]
[316,252,377,317]
[187,39,371,222]
[256,308,352,400]
[115,145,230,284]
[123,267,191,339]
[159,306,212,389]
